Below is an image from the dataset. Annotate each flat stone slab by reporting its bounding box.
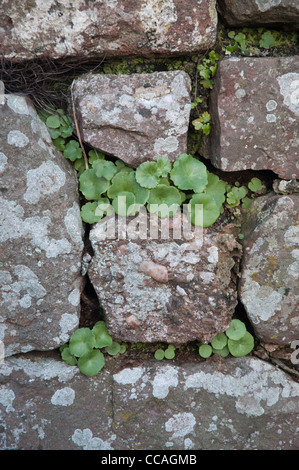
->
[1,353,298,450]
[72,71,191,167]
[0,0,218,61]
[217,0,299,27]
[0,94,84,357]
[201,56,299,179]
[88,212,242,344]
[239,192,299,345]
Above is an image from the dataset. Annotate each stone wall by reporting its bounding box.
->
[0,0,298,451]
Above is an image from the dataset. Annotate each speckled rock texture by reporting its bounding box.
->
[1,354,298,450]
[88,212,242,344]
[0,0,218,61]
[239,192,299,345]
[200,56,299,179]
[217,0,299,27]
[0,94,84,357]
[72,71,191,167]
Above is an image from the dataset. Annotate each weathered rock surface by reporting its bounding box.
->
[239,192,299,345]
[0,94,84,357]
[217,0,299,27]
[88,211,242,344]
[201,56,299,180]
[0,0,218,61]
[72,71,191,167]
[1,353,298,450]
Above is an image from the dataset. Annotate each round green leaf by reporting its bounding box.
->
[136,161,160,189]
[106,341,121,356]
[52,137,66,151]
[199,344,213,358]
[156,156,172,177]
[212,345,230,357]
[188,193,220,227]
[61,346,77,366]
[227,332,254,357]
[80,201,105,224]
[69,328,95,357]
[148,184,181,218]
[204,172,226,208]
[164,346,175,359]
[92,321,113,349]
[226,319,247,341]
[108,171,149,205]
[112,191,139,216]
[211,332,227,350]
[79,169,110,200]
[63,140,83,161]
[78,349,105,376]
[46,115,61,129]
[154,349,165,360]
[248,177,263,192]
[170,154,208,193]
[93,159,117,181]
[48,128,61,139]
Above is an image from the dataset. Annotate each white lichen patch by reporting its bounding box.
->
[266,100,278,112]
[0,197,72,258]
[254,0,282,12]
[152,366,179,399]
[72,428,113,450]
[6,94,30,115]
[55,313,79,344]
[277,72,299,116]
[0,265,46,313]
[113,367,144,386]
[154,136,179,155]
[284,225,299,247]
[7,130,29,148]
[0,152,7,173]
[68,288,81,307]
[64,202,84,247]
[0,386,15,413]
[241,279,282,323]
[23,161,66,204]
[5,357,78,383]
[184,357,299,417]
[51,387,75,406]
[165,412,196,439]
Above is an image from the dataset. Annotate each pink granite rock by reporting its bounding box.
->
[239,192,299,345]
[72,71,191,167]
[88,211,242,344]
[217,0,299,27]
[0,94,84,357]
[0,0,218,61]
[201,56,299,180]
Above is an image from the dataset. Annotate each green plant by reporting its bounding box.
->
[60,321,126,376]
[154,344,176,360]
[223,27,298,56]
[198,319,254,359]
[192,111,211,136]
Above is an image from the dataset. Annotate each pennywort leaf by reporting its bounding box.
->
[170,154,208,193]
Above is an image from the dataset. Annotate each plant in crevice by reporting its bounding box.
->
[198,319,254,359]
[60,321,126,376]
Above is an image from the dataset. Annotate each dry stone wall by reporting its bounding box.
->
[0,0,298,451]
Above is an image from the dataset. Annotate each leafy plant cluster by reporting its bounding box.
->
[191,51,219,135]
[60,321,126,376]
[223,27,298,55]
[39,108,83,160]
[75,152,229,228]
[41,108,263,230]
[198,319,254,359]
